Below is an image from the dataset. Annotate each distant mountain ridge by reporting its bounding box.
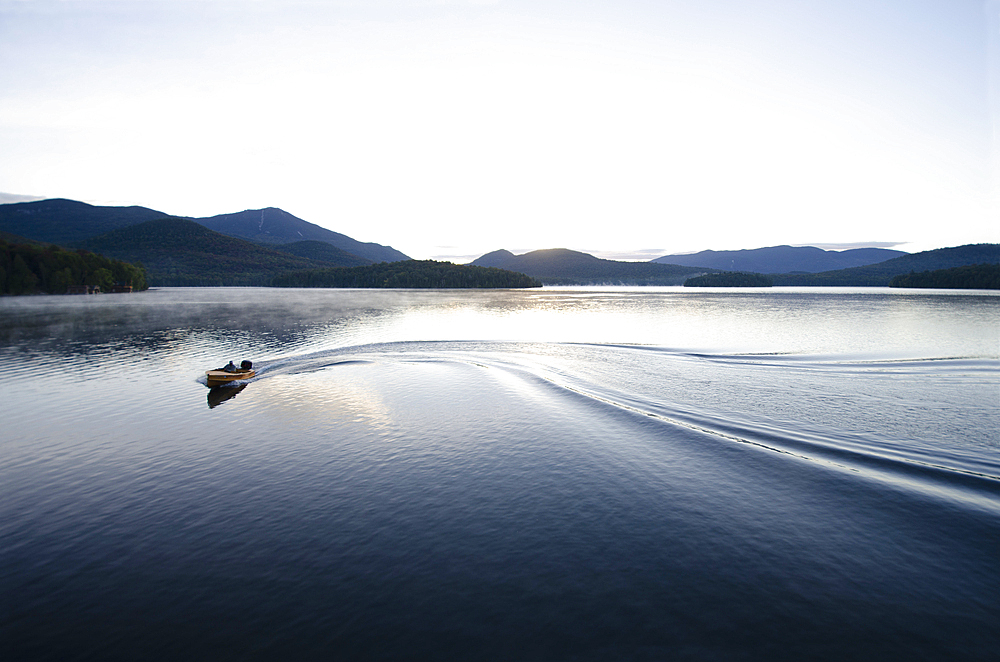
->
[474,244,998,288]
[194,208,409,263]
[4,198,994,289]
[772,244,1000,286]
[0,198,168,245]
[80,217,363,286]
[653,245,906,274]
[472,248,703,285]
[0,199,408,264]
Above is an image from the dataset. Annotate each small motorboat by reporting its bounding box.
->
[205,360,255,387]
[205,368,255,387]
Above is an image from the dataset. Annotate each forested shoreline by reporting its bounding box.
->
[889,264,1000,289]
[1,240,148,295]
[683,272,774,287]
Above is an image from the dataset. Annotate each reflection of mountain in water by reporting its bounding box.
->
[207,384,246,409]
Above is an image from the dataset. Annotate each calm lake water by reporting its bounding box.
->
[2,286,999,661]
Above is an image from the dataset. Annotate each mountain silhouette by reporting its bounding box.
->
[0,199,407,264]
[80,217,359,286]
[0,198,168,246]
[652,245,906,274]
[194,208,408,263]
[472,248,703,285]
[772,244,1000,286]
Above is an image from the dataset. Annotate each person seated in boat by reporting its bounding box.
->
[222,361,238,372]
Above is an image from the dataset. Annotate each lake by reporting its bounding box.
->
[2,286,998,661]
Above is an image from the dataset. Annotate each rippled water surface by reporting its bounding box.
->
[2,287,999,660]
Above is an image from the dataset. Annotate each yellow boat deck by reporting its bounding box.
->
[205,369,255,387]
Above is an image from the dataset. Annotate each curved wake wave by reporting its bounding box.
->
[241,340,1000,513]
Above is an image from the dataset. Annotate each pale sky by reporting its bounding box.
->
[1,0,997,261]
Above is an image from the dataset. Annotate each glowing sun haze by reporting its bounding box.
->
[1,0,996,261]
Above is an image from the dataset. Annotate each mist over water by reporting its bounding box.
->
[2,287,998,660]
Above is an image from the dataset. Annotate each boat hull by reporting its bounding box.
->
[205,369,255,387]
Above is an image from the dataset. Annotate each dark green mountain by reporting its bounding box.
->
[274,240,373,267]
[772,244,1000,286]
[0,230,44,245]
[80,217,346,286]
[472,248,703,285]
[194,208,409,263]
[0,199,403,266]
[273,260,542,289]
[0,198,168,246]
[652,245,906,274]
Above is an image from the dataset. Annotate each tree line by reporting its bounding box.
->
[683,272,773,287]
[1,240,148,295]
[889,264,1000,290]
[272,260,543,289]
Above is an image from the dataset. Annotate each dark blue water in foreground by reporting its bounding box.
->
[2,287,998,660]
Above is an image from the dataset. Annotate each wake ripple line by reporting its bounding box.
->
[520,367,1000,508]
[219,342,1000,503]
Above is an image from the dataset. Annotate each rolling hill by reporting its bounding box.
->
[80,217,350,286]
[0,198,168,246]
[194,208,409,263]
[273,240,373,267]
[652,245,906,274]
[0,230,45,245]
[771,244,1000,286]
[472,248,704,285]
[0,198,406,265]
